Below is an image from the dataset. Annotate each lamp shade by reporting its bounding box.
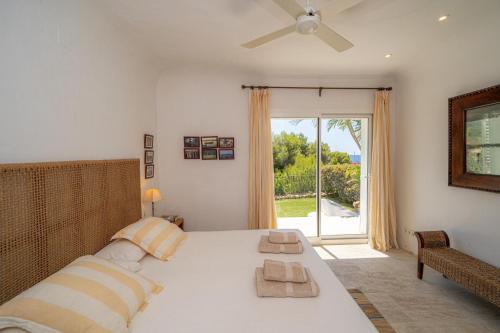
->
[144,188,163,203]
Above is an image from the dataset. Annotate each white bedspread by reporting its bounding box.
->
[131,229,377,333]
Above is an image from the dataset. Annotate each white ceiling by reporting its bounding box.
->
[102,0,500,76]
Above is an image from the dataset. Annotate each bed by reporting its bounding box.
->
[131,229,377,333]
[0,160,376,332]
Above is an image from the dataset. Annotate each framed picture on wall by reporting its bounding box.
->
[145,150,154,164]
[184,136,200,147]
[144,134,154,148]
[218,137,234,148]
[184,148,200,159]
[219,149,234,160]
[201,136,218,148]
[145,164,154,179]
[202,148,218,160]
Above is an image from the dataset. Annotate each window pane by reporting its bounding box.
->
[271,118,317,237]
[320,117,369,236]
[466,103,500,175]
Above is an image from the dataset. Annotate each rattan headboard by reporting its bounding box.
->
[0,159,142,304]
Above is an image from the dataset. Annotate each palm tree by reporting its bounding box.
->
[290,119,361,150]
[327,119,361,150]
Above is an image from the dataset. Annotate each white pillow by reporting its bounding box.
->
[112,217,186,260]
[95,239,146,262]
[0,255,162,333]
[109,259,142,272]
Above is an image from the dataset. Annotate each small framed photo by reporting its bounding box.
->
[184,148,200,159]
[201,136,218,148]
[184,136,200,147]
[219,149,234,160]
[144,134,154,148]
[202,148,218,160]
[145,164,154,179]
[218,137,234,148]
[145,150,154,164]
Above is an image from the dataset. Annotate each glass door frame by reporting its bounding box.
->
[318,114,372,240]
[272,117,320,238]
[271,115,372,240]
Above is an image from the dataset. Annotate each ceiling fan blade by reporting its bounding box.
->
[272,0,305,18]
[320,0,364,20]
[242,25,296,49]
[315,23,353,52]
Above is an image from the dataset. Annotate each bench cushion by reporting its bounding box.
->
[422,248,500,307]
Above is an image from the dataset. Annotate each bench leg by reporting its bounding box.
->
[417,261,424,279]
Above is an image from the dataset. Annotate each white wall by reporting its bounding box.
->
[155,67,251,231]
[268,75,394,119]
[395,9,500,266]
[0,0,160,214]
[156,68,394,231]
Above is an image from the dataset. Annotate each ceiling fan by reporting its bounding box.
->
[242,0,363,52]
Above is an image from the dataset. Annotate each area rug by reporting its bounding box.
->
[348,289,396,333]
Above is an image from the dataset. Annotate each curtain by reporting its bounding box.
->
[369,90,398,251]
[248,88,277,230]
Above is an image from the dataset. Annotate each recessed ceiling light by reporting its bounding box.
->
[385,54,392,59]
[438,15,449,22]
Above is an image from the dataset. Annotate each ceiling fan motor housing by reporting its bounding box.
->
[296,13,320,34]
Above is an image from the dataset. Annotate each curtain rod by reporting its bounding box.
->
[241,85,392,97]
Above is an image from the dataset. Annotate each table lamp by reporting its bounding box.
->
[144,188,163,217]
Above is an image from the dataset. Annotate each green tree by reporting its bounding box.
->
[281,155,316,195]
[307,142,331,164]
[272,132,310,171]
[285,154,315,175]
[290,119,362,150]
[328,151,351,165]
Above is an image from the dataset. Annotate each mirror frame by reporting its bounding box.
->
[449,84,500,193]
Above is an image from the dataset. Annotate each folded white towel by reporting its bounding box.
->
[268,231,299,244]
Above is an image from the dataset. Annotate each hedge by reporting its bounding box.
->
[274,164,360,204]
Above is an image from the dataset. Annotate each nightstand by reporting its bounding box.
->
[173,217,184,230]
[161,215,184,230]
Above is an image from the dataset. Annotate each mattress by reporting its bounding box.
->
[131,229,377,333]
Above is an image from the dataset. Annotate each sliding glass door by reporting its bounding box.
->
[319,117,369,237]
[271,118,318,237]
[272,116,370,238]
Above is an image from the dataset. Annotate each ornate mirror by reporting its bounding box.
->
[449,84,500,192]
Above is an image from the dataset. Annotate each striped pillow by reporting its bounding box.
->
[112,217,186,260]
[0,255,162,333]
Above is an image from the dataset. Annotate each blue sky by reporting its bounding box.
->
[271,119,360,155]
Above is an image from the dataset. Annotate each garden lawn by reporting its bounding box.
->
[275,198,316,218]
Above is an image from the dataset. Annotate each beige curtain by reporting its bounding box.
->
[369,91,398,251]
[248,89,277,230]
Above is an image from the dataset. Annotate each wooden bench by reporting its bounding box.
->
[415,231,500,307]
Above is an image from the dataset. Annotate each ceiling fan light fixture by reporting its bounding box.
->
[438,15,449,22]
[296,14,320,34]
[243,0,355,51]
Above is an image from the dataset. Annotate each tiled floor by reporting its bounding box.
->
[277,198,365,237]
[316,244,500,333]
